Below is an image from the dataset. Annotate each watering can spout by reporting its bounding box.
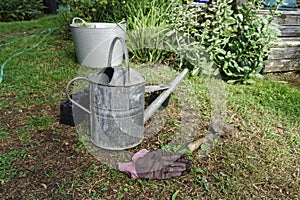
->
[143,68,189,124]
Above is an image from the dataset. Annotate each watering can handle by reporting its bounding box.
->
[72,17,87,25]
[65,77,91,114]
[107,37,130,81]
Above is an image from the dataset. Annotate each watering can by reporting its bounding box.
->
[66,37,188,150]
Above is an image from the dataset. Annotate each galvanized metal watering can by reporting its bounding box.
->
[66,37,188,150]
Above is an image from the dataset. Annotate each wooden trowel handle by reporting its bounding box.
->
[186,122,233,153]
[186,137,208,152]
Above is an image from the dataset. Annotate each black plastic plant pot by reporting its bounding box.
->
[148,90,171,110]
[59,89,90,126]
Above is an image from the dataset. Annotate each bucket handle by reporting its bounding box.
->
[65,77,91,114]
[72,17,87,25]
[107,37,130,82]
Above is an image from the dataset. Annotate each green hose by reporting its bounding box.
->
[0,28,57,84]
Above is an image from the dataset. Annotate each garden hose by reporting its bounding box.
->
[0,41,15,48]
[0,28,57,84]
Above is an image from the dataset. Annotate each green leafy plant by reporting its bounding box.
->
[166,0,280,83]
[125,0,179,63]
[0,0,45,22]
[224,0,280,83]
[161,144,192,155]
[165,1,234,77]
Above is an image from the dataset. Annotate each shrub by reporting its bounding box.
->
[167,0,280,83]
[226,1,280,83]
[0,0,45,22]
[165,2,222,77]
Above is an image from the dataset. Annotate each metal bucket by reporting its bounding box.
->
[70,17,126,68]
[66,37,146,150]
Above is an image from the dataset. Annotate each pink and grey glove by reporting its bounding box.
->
[118,149,192,180]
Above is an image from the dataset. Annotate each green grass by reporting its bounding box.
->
[206,77,300,198]
[0,15,299,199]
[0,149,27,183]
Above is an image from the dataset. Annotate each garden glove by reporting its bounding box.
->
[118,149,192,180]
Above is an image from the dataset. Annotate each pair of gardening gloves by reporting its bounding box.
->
[118,121,233,180]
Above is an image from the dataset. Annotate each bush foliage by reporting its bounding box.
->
[167,0,280,83]
[0,0,45,22]
[58,0,279,83]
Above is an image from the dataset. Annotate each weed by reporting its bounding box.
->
[52,138,61,142]
[0,130,9,141]
[83,164,100,179]
[56,178,68,198]
[117,193,124,199]
[76,138,84,151]
[161,144,192,155]
[172,190,180,200]
[46,170,57,179]
[194,176,210,192]
[213,172,232,194]
[100,186,108,192]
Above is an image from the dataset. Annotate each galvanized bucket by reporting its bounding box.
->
[66,37,146,150]
[70,17,126,68]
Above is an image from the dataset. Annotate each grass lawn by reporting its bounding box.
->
[0,15,299,199]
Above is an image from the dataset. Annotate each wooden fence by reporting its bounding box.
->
[264,9,300,72]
